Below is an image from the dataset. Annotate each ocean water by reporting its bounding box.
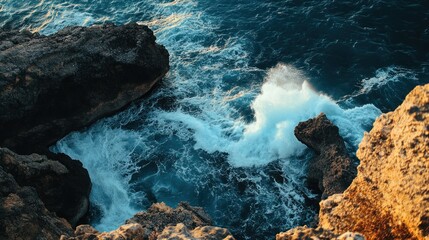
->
[1,0,428,239]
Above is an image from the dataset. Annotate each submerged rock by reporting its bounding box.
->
[0,23,169,154]
[0,148,90,226]
[294,113,355,199]
[0,165,74,239]
[63,202,234,240]
[318,84,429,239]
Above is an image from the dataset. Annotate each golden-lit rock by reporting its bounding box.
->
[318,84,429,239]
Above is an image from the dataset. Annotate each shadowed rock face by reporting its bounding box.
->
[294,113,355,199]
[0,166,74,240]
[0,148,90,226]
[0,23,169,227]
[0,23,169,154]
[318,84,429,239]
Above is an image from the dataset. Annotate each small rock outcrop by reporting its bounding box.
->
[294,113,355,198]
[62,202,235,240]
[0,23,169,154]
[0,148,90,226]
[158,223,235,240]
[318,84,429,239]
[0,166,74,240]
[276,226,364,240]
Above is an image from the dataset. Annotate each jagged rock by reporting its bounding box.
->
[62,202,230,240]
[0,148,90,226]
[0,166,74,239]
[294,113,355,198]
[126,202,212,237]
[276,226,365,240]
[318,84,429,239]
[158,223,235,240]
[0,23,169,154]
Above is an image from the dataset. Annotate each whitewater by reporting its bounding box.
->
[2,0,427,239]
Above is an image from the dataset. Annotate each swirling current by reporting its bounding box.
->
[1,1,428,239]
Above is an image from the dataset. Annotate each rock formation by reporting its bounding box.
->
[318,84,429,239]
[0,165,74,240]
[281,84,428,239]
[0,22,169,227]
[294,113,355,198]
[62,202,235,240]
[276,226,364,240]
[0,23,169,154]
[0,148,90,226]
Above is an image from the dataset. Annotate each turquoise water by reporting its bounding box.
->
[1,0,428,239]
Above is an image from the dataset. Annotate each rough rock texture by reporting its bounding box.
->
[0,148,90,226]
[318,84,429,239]
[276,226,365,240]
[0,165,74,240]
[0,23,169,154]
[126,202,212,236]
[294,113,355,198]
[62,202,233,240]
[158,223,235,240]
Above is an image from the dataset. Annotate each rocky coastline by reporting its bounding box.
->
[1,22,428,240]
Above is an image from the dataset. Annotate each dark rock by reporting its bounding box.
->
[0,165,74,239]
[294,113,355,199]
[0,148,91,226]
[0,23,169,154]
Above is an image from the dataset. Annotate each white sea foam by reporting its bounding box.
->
[53,125,145,232]
[159,64,381,167]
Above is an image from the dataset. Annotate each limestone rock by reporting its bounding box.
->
[62,202,232,240]
[294,113,355,198]
[276,226,364,240]
[0,23,169,154]
[158,223,235,240]
[126,202,212,237]
[0,148,90,226]
[0,166,73,239]
[318,84,429,239]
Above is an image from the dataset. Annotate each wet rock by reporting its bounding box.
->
[294,113,355,198]
[318,84,429,239]
[0,166,73,240]
[0,148,91,226]
[0,23,169,154]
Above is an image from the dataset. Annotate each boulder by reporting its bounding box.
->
[294,113,355,198]
[318,84,429,239]
[0,166,74,239]
[62,202,233,240]
[0,23,169,154]
[0,148,91,226]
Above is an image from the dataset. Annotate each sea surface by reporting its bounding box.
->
[1,0,428,239]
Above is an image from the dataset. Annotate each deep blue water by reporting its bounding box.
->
[1,1,428,239]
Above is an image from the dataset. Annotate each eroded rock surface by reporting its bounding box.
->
[318,84,429,239]
[0,148,90,226]
[0,23,169,154]
[0,166,74,240]
[276,226,364,240]
[62,202,233,240]
[294,113,355,198]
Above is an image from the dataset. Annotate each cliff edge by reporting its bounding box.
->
[318,84,428,239]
